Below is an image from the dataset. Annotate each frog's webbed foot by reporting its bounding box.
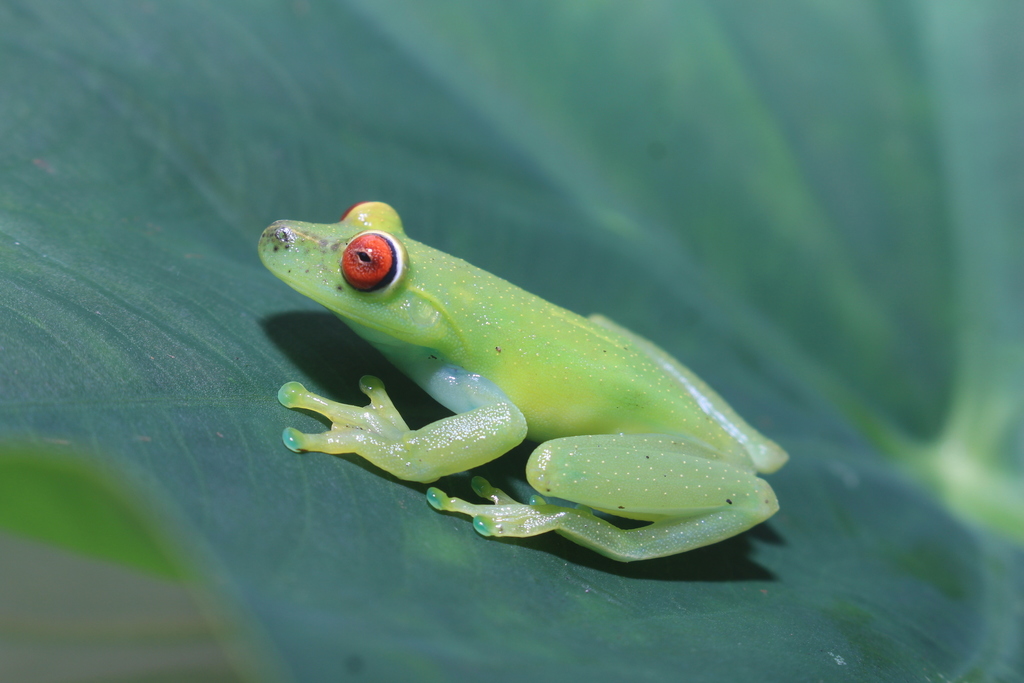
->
[428,476,587,538]
[278,376,408,455]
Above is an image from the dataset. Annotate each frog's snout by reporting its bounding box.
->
[263,222,296,246]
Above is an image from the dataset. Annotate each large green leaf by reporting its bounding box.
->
[2,1,1022,681]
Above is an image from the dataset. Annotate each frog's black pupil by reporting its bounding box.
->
[357,251,371,262]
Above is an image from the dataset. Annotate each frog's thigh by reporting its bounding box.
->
[526,433,776,519]
[514,433,778,560]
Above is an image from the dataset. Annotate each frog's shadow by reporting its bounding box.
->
[546,528,778,582]
[262,311,784,583]
[262,311,427,403]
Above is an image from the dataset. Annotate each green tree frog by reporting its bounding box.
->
[258,202,787,561]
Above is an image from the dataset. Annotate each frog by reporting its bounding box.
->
[258,202,787,562]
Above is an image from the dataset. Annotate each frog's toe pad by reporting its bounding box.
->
[277,381,308,407]
[426,487,449,511]
[473,516,499,536]
[470,476,496,498]
[282,427,308,452]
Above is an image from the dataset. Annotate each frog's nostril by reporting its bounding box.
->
[274,226,295,244]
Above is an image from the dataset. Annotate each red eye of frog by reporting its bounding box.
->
[341,231,402,292]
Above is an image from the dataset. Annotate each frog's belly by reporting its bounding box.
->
[515,378,736,455]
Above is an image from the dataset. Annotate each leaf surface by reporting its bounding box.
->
[1,2,1021,681]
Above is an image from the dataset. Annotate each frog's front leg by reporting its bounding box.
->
[428,433,779,562]
[278,374,527,483]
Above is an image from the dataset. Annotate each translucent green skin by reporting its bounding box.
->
[258,203,787,561]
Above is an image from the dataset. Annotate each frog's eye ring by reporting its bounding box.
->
[341,230,405,292]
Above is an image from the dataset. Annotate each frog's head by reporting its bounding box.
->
[259,202,455,350]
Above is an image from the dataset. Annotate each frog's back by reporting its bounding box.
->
[402,235,782,471]
[435,284,736,454]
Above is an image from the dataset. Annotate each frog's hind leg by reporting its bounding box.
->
[428,433,779,562]
[588,314,788,475]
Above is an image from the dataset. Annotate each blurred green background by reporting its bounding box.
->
[1,1,1021,681]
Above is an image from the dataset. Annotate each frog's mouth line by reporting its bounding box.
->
[263,259,436,346]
